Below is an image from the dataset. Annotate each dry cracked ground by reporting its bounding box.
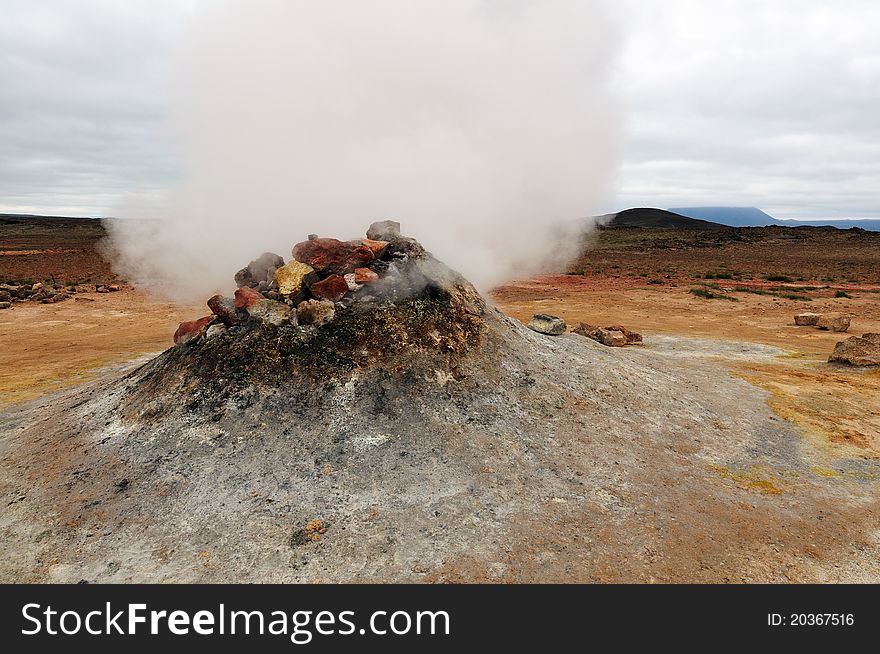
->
[1,281,879,583]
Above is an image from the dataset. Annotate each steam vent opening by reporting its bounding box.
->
[123,221,498,423]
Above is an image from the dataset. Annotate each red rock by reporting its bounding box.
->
[234,286,264,309]
[292,238,374,275]
[361,239,389,257]
[174,316,214,345]
[354,267,379,284]
[310,274,349,302]
[208,294,242,325]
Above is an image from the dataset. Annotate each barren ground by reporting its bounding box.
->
[2,219,879,582]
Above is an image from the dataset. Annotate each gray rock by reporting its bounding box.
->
[205,323,228,340]
[235,252,285,288]
[794,312,821,326]
[817,314,850,332]
[366,220,401,241]
[248,299,294,326]
[828,336,880,366]
[527,314,566,336]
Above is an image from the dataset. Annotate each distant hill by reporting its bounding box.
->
[670,207,880,231]
[598,208,726,230]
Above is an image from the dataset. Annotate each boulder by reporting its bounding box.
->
[527,314,566,336]
[794,312,821,326]
[310,274,349,302]
[817,314,850,332]
[107,284,120,292]
[862,333,880,344]
[31,282,43,291]
[247,299,294,327]
[0,290,10,302]
[292,238,374,275]
[274,260,315,296]
[173,316,215,346]
[234,286,265,310]
[235,252,285,288]
[366,220,401,241]
[828,336,880,366]
[0,301,10,310]
[296,299,336,326]
[606,330,627,347]
[207,295,244,325]
[354,267,379,284]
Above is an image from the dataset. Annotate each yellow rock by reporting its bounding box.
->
[274,260,314,296]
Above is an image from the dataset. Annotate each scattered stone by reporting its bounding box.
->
[75,297,95,303]
[292,238,374,275]
[817,314,850,332]
[343,273,361,291]
[208,295,244,325]
[311,274,349,302]
[234,252,285,288]
[96,285,110,293]
[0,301,10,310]
[354,267,379,284]
[366,220,401,241]
[234,286,265,310]
[107,284,120,292]
[828,336,880,366]
[0,290,10,302]
[274,260,315,296]
[174,316,215,345]
[247,299,294,326]
[31,282,43,291]
[296,299,336,326]
[794,312,821,326]
[527,314,567,336]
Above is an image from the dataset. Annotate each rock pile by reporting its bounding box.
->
[572,322,643,348]
[794,312,850,332]
[173,221,480,351]
[828,333,880,366]
[523,314,643,348]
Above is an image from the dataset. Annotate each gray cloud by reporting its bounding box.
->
[2,0,879,220]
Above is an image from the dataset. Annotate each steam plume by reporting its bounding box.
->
[108,0,620,299]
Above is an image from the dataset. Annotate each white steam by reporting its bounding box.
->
[108,0,621,300]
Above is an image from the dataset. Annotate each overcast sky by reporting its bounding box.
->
[2,0,879,219]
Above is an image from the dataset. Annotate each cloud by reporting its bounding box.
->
[608,0,880,218]
[2,0,879,223]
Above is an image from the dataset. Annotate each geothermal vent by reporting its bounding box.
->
[119,221,497,425]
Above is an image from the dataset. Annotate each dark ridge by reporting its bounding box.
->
[599,208,727,230]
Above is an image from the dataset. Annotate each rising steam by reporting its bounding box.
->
[107,0,620,300]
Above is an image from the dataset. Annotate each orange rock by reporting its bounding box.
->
[310,274,349,302]
[233,286,264,309]
[174,316,214,345]
[354,267,379,284]
[360,239,389,257]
